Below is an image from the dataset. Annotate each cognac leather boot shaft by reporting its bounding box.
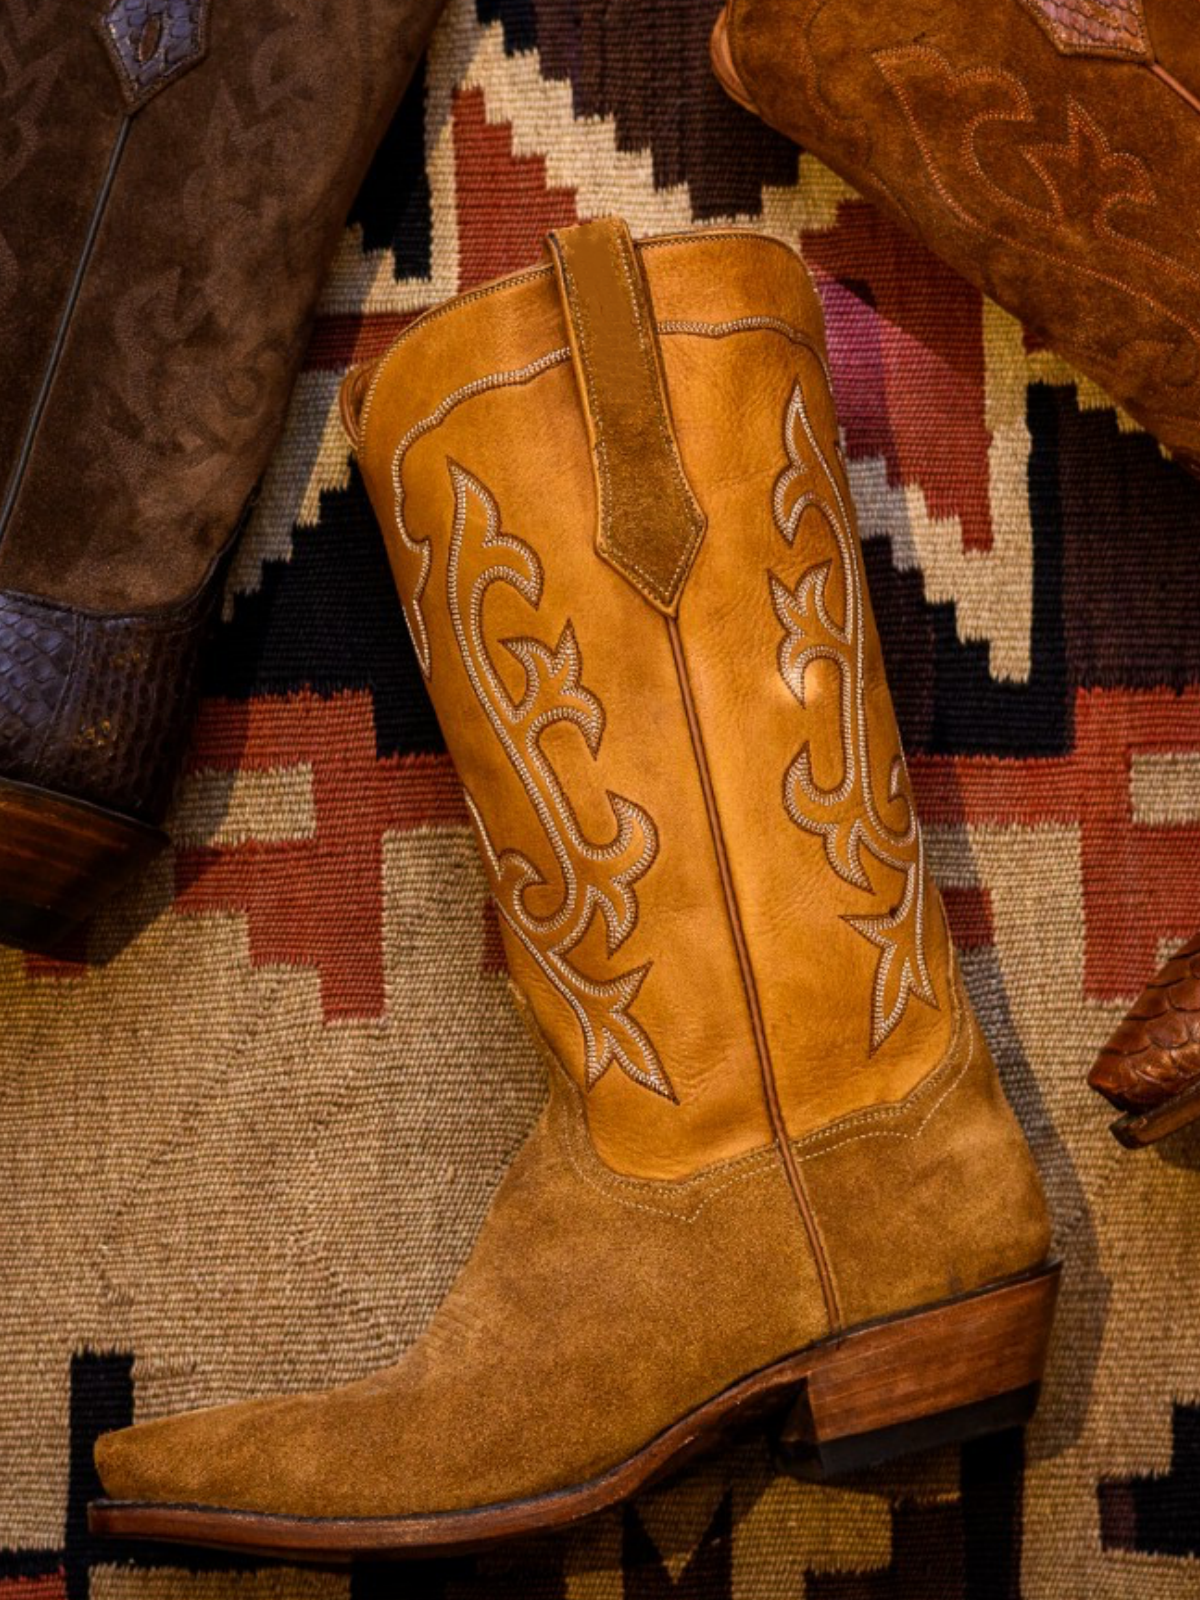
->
[0,0,444,948]
[345,219,1050,1315]
[89,222,1054,1560]
[711,0,1200,473]
[352,225,958,1179]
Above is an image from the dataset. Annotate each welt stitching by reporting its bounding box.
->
[556,1089,780,1223]
[792,961,971,1156]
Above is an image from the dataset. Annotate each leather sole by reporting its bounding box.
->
[1107,1077,1200,1147]
[0,774,165,951]
[89,1262,1059,1562]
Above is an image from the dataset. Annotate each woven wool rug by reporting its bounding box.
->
[5,1,1200,1594]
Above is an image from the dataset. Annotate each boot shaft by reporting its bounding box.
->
[351,223,958,1181]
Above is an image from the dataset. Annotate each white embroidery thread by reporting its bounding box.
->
[446,461,671,1099]
[771,381,937,1052]
[389,349,571,679]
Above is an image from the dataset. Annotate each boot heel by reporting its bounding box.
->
[781,1264,1060,1479]
[0,775,166,951]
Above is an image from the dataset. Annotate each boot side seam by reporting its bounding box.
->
[666,616,843,1329]
[0,120,130,552]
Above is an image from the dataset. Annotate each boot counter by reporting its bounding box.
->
[796,969,1053,1324]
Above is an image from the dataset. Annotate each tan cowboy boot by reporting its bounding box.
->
[89,220,1056,1562]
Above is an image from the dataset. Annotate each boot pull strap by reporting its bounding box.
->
[546,218,706,615]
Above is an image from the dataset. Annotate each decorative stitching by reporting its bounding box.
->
[1017,0,1151,60]
[445,461,671,1099]
[794,954,975,1161]
[771,380,938,1053]
[658,316,828,375]
[874,46,1200,414]
[385,318,827,683]
[388,349,570,678]
[555,1077,782,1223]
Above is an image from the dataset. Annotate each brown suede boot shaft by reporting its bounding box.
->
[0,0,444,832]
[0,0,445,613]
[719,0,1200,469]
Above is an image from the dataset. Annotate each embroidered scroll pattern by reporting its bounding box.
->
[874,48,1200,414]
[446,461,670,1099]
[389,348,570,679]
[771,383,937,1053]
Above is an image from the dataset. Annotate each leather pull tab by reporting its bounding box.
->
[547,218,706,615]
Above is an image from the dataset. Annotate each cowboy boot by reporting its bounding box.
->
[1090,933,1200,1146]
[89,219,1056,1562]
[0,0,444,951]
[710,0,1200,474]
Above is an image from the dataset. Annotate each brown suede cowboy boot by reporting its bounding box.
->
[710,0,1200,473]
[89,220,1056,1562]
[0,0,444,950]
[1090,933,1200,1146]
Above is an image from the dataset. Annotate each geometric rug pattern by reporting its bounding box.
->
[4,1,1200,1593]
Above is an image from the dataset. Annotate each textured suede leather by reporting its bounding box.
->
[0,0,445,613]
[547,219,707,613]
[798,966,1050,1326]
[94,225,1051,1525]
[0,0,444,850]
[97,1069,829,1515]
[715,0,1200,470]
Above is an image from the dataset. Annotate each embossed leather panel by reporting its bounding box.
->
[0,0,447,616]
[1017,0,1152,61]
[97,0,210,111]
[0,574,220,822]
[1089,934,1200,1109]
[717,0,1200,468]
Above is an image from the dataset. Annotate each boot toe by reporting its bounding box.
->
[95,1394,299,1511]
